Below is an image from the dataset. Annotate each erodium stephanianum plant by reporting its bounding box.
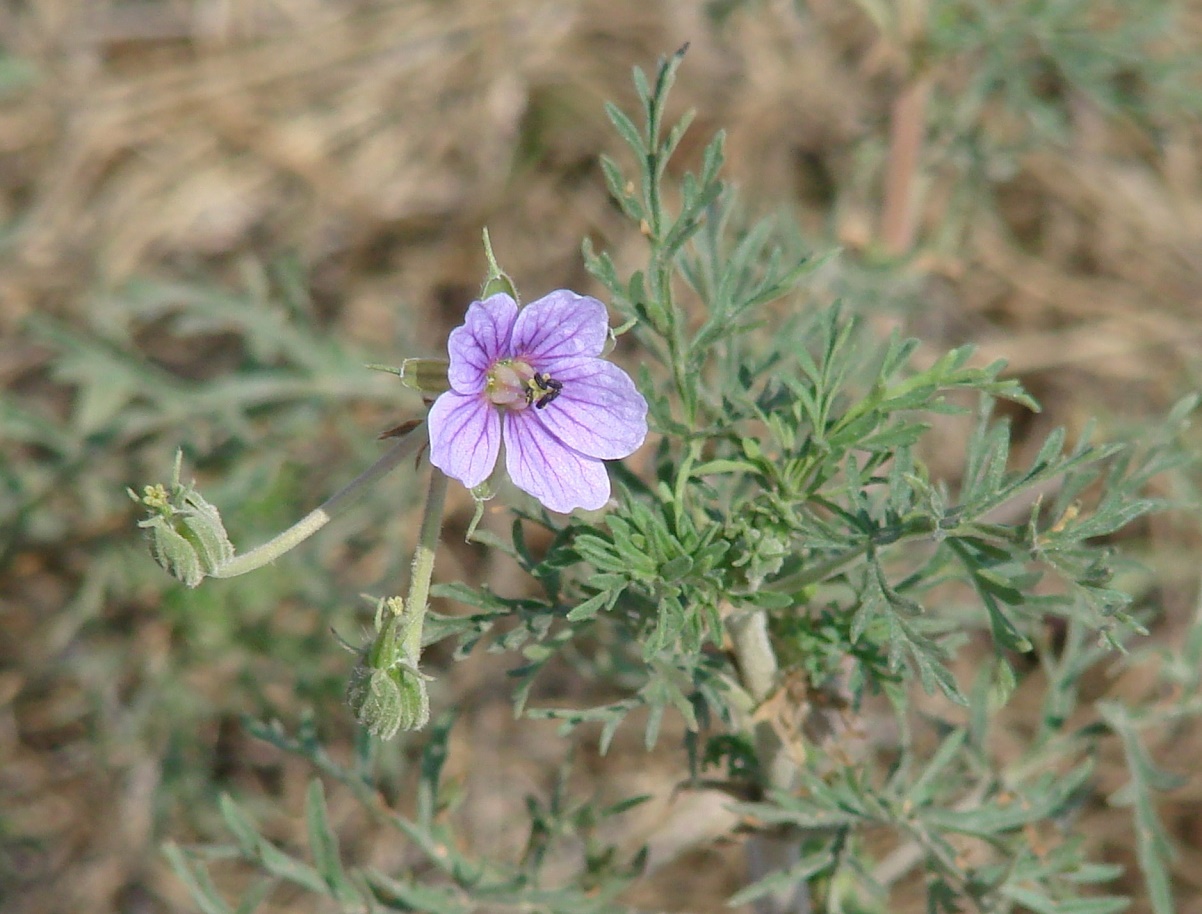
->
[428,290,648,513]
[132,47,1202,914]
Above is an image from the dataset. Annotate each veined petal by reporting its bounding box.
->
[428,391,501,488]
[447,294,518,394]
[511,291,608,362]
[504,410,611,512]
[531,357,648,459]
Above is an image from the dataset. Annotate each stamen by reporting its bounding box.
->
[530,372,563,409]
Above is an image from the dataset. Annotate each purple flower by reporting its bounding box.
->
[428,290,648,512]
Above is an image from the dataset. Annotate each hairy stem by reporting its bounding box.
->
[400,467,449,662]
[212,424,426,579]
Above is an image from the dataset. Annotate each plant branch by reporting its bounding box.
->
[880,74,931,257]
[213,424,426,578]
[727,605,809,914]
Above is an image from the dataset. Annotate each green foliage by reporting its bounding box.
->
[167,716,647,913]
[848,0,1202,249]
[109,46,1200,914]
[539,49,1195,910]
[2,259,423,837]
[920,0,1197,128]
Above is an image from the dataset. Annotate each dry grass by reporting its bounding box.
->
[3,1,1202,912]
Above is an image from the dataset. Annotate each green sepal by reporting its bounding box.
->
[366,359,451,395]
[401,359,451,394]
[480,227,519,303]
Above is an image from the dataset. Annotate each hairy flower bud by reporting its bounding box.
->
[131,454,234,587]
[345,596,432,738]
[346,661,430,739]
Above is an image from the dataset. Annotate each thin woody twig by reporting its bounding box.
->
[880,75,931,257]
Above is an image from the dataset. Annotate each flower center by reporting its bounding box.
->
[485,360,564,411]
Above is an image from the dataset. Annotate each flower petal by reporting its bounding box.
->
[529,357,648,459]
[504,410,611,512]
[447,294,518,394]
[511,290,608,362]
[428,392,501,488]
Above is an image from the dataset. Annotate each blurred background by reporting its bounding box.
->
[3,1,1202,911]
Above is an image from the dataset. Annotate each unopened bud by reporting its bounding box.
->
[346,661,430,739]
[346,596,431,738]
[131,454,233,587]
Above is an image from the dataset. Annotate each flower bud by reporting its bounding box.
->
[346,662,430,739]
[346,596,432,738]
[131,459,234,587]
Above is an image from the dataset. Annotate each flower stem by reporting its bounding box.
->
[400,467,448,662]
[210,424,426,579]
[349,463,447,736]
